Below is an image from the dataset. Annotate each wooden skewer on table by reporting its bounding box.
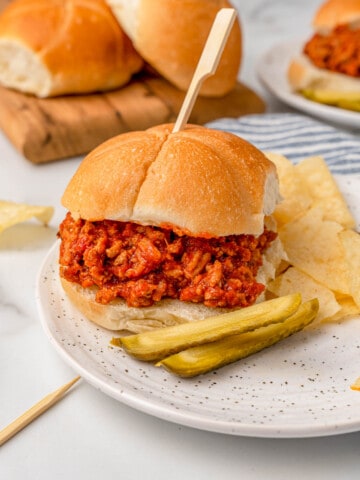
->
[0,376,80,447]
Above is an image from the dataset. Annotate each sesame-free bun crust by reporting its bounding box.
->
[0,0,143,97]
[313,0,360,33]
[61,123,279,237]
[105,0,242,97]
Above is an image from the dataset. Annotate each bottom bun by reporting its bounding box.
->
[288,54,360,111]
[60,277,232,333]
[60,237,285,333]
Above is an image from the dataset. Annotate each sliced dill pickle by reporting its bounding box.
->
[157,298,319,378]
[111,293,302,361]
[301,89,360,112]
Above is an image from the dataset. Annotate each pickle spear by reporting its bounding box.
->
[112,293,302,361]
[157,298,319,378]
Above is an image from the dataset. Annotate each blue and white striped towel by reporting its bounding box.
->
[206,113,360,175]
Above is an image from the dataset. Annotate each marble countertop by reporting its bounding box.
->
[1,1,360,479]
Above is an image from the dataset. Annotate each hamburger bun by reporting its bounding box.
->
[62,123,279,237]
[105,0,242,97]
[0,0,143,97]
[60,123,284,333]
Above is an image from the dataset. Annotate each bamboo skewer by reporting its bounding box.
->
[172,8,237,133]
[0,376,81,447]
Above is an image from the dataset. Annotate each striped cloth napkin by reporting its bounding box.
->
[207,113,360,175]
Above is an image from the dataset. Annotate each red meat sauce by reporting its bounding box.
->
[304,25,360,77]
[58,213,277,309]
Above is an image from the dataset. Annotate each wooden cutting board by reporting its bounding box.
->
[0,0,265,164]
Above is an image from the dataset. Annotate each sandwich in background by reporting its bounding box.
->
[287,0,360,111]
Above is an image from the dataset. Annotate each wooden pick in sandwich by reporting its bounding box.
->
[172,8,237,134]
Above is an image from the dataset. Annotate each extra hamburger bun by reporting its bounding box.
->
[0,0,143,97]
[105,0,242,97]
[287,0,360,110]
[60,123,284,333]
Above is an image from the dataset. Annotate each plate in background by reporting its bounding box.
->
[257,40,360,129]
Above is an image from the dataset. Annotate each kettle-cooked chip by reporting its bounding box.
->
[0,200,54,234]
[324,295,360,323]
[267,266,341,322]
[295,156,355,228]
[350,377,360,392]
[278,207,350,295]
[264,152,359,326]
[339,229,360,309]
[265,152,312,225]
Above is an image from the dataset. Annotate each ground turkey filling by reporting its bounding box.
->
[304,25,360,77]
[58,213,277,309]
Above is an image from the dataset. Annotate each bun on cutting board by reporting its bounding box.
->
[105,0,242,97]
[0,0,143,97]
[287,0,360,110]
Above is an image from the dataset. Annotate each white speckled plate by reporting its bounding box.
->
[37,175,360,438]
[256,40,360,129]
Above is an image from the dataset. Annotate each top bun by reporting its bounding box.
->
[105,0,242,97]
[0,0,143,97]
[313,0,360,33]
[62,124,279,237]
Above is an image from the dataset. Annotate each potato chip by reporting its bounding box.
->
[278,207,350,294]
[295,156,355,228]
[339,229,360,309]
[322,295,360,323]
[265,152,312,225]
[267,267,341,322]
[350,377,360,392]
[0,200,54,234]
[266,151,359,328]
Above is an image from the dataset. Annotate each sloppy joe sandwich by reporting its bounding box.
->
[58,123,284,333]
[287,0,360,111]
